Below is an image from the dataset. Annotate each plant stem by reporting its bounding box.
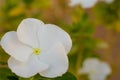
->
[75,48,83,80]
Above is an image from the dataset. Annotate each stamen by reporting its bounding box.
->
[33,48,40,55]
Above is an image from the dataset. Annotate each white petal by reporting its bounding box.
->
[0,31,32,62]
[8,55,49,78]
[79,0,98,8]
[80,58,100,73]
[88,62,111,80]
[38,24,72,54]
[69,0,98,8]
[99,62,111,75]
[89,74,106,80]
[17,18,44,48]
[38,43,68,78]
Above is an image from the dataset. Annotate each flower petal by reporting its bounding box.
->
[88,62,111,80]
[17,18,44,48]
[0,31,32,62]
[38,43,68,78]
[8,55,49,78]
[89,74,106,80]
[38,24,72,54]
[98,62,111,75]
[80,58,99,73]
[79,0,98,8]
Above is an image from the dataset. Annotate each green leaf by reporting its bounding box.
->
[0,67,16,80]
[54,72,77,80]
[7,76,18,80]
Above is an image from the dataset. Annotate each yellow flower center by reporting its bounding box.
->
[33,48,40,55]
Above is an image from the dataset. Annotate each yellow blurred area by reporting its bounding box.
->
[115,21,120,32]
[8,4,25,17]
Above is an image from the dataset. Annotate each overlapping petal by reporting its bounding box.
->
[38,43,68,78]
[17,18,44,48]
[0,31,32,62]
[17,18,72,54]
[8,55,49,78]
[38,24,72,54]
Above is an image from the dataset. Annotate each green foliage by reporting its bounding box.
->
[0,68,17,80]
[93,0,120,26]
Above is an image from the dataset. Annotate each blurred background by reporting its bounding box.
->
[0,0,120,80]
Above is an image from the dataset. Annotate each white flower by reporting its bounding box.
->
[69,0,98,8]
[0,18,72,78]
[79,58,111,80]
